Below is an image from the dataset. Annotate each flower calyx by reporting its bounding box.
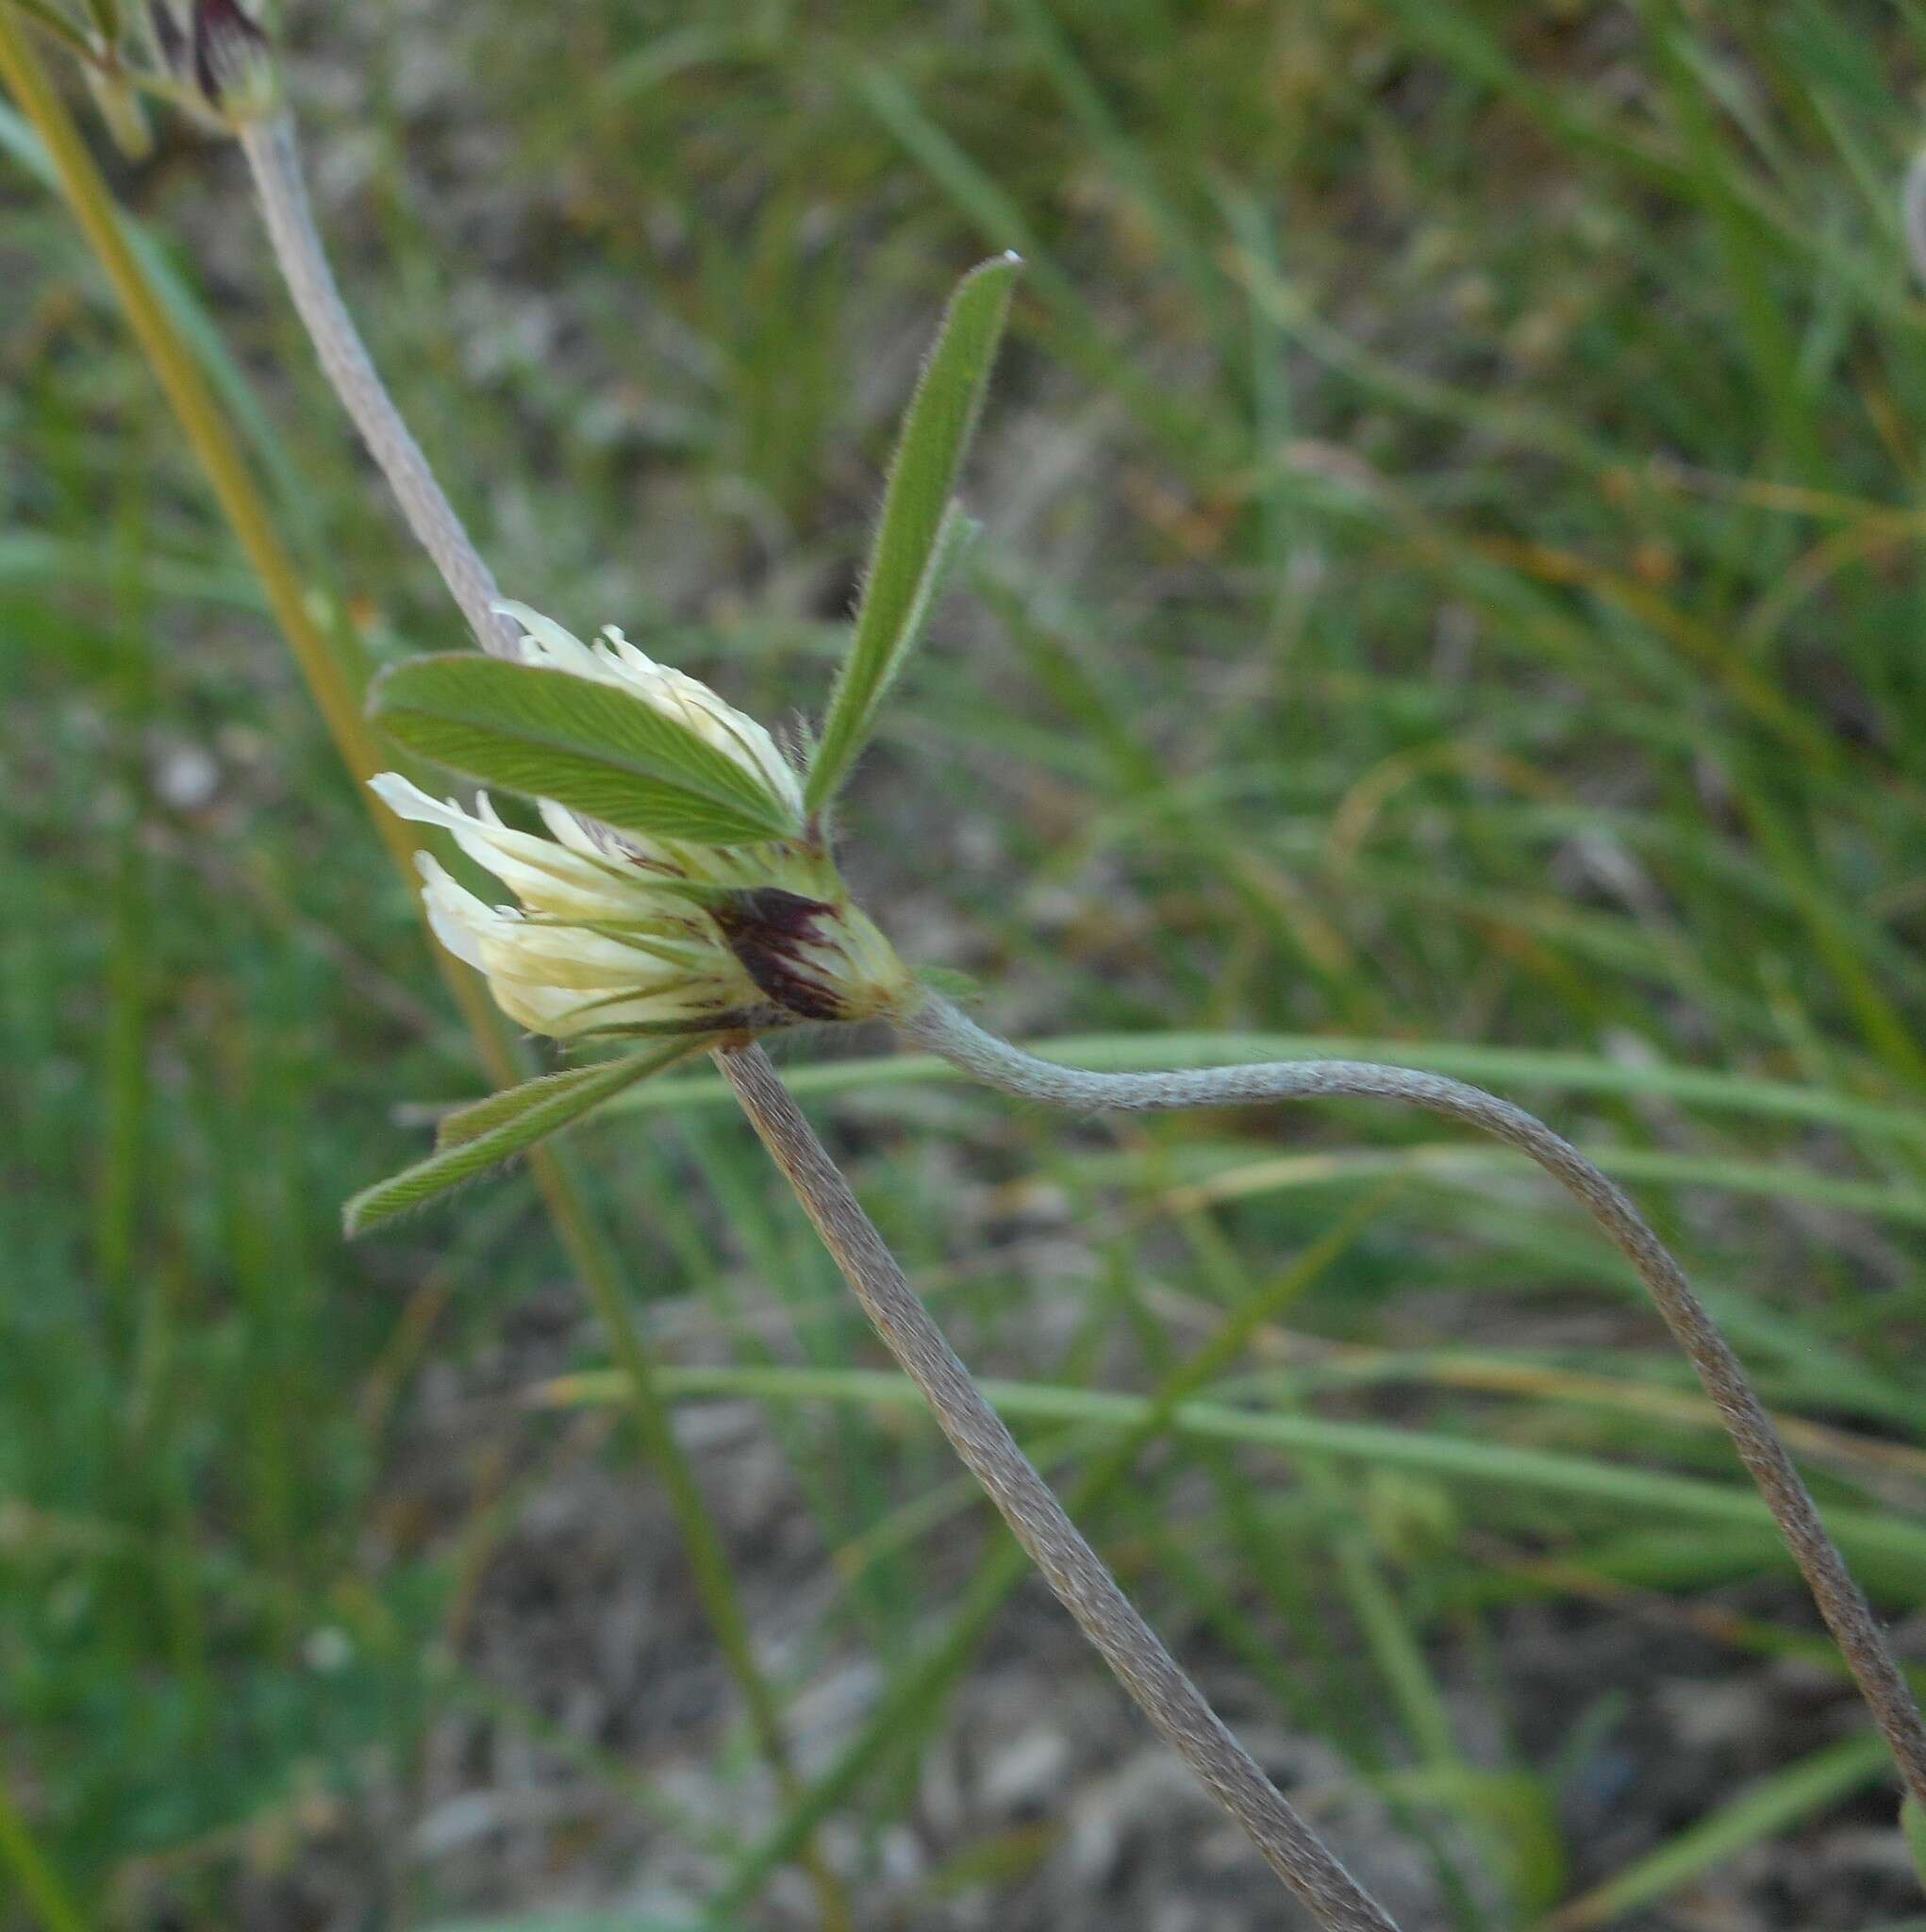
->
[370,602,913,1050]
[146,0,277,129]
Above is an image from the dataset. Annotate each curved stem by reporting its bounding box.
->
[238,115,523,659]
[903,991,1926,1818]
[716,1040,1402,1932]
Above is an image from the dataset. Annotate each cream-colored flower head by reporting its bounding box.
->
[372,605,909,1041]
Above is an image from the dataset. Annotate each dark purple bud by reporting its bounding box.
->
[711,888,848,1022]
[707,885,910,1024]
[148,0,276,124]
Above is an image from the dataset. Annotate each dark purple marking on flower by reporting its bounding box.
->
[711,888,844,1022]
[191,0,267,108]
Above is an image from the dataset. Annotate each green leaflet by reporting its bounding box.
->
[805,253,1019,812]
[831,500,978,780]
[370,655,799,846]
[345,1044,697,1235]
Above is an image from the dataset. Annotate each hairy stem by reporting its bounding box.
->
[221,94,847,1924]
[717,1040,1402,1932]
[904,991,1926,1817]
[708,1193,1389,1917]
[239,116,522,659]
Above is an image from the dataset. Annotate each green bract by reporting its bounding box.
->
[343,1044,691,1235]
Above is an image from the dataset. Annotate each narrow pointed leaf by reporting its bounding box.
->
[858,501,977,730]
[432,1051,684,1152]
[345,1045,694,1235]
[370,656,799,845]
[806,253,1019,810]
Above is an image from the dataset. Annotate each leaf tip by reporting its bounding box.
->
[966,251,1021,285]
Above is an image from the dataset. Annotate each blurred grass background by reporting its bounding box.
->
[5,1,1926,1926]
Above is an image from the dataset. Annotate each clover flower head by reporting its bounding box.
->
[372,605,908,1043]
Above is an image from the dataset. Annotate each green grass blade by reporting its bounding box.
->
[345,1045,692,1235]
[0,103,314,532]
[1542,1730,1890,1928]
[1149,1140,1926,1235]
[853,66,1234,473]
[998,0,1227,330]
[704,1198,1387,1913]
[1904,1795,1926,1890]
[0,1776,89,1932]
[369,654,799,844]
[3,2,91,55]
[1376,1768,1569,1918]
[805,253,1018,811]
[541,1362,1926,1583]
[606,1030,1926,1144]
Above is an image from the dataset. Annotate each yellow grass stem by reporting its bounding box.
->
[0,25,846,1922]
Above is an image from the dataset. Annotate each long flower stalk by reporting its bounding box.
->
[715,1041,1402,1932]
[902,991,1926,1818]
[0,30,841,1919]
[230,91,1400,1931]
[239,117,521,659]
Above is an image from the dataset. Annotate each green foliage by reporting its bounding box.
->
[3,2,93,57]
[344,1046,695,1234]
[423,1920,735,1932]
[9,1,1926,1924]
[805,252,1018,812]
[369,654,800,845]
[1552,1734,1896,1927]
